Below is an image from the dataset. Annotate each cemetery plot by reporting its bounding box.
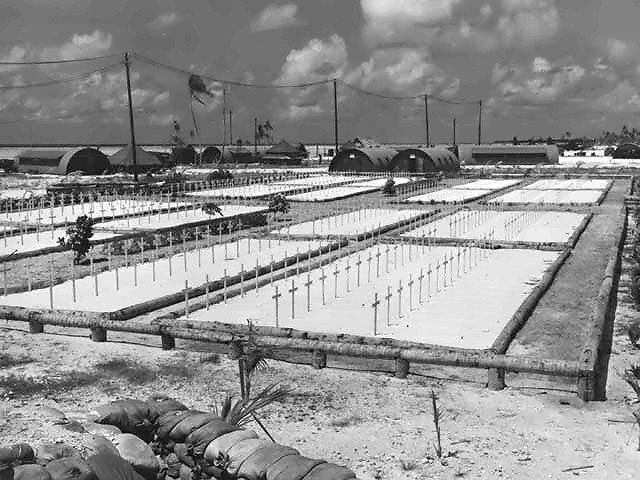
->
[271,174,368,187]
[346,177,413,188]
[272,208,428,237]
[183,243,560,349]
[0,198,192,227]
[524,179,611,190]
[401,210,587,245]
[286,178,415,202]
[405,189,493,204]
[0,189,47,201]
[0,238,326,315]
[452,179,522,190]
[490,189,604,205]
[93,205,269,233]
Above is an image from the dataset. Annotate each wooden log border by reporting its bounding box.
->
[577,206,628,401]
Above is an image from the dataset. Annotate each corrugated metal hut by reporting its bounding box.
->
[262,140,308,165]
[612,143,640,159]
[109,145,161,172]
[17,147,111,175]
[329,147,397,172]
[391,148,460,173]
[457,144,559,165]
[220,147,259,164]
[201,146,222,163]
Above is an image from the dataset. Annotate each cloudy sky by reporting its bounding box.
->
[0,0,639,145]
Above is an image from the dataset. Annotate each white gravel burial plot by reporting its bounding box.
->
[347,177,413,188]
[185,184,298,199]
[271,174,367,187]
[0,238,325,313]
[0,199,192,227]
[524,179,611,191]
[272,208,426,237]
[451,179,522,190]
[184,244,560,349]
[0,228,122,258]
[490,189,603,205]
[401,210,587,244]
[93,205,269,232]
[286,186,379,202]
[0,189,47,201]
[405,189,493,204]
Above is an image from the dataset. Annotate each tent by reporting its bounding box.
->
[110,145,162,171]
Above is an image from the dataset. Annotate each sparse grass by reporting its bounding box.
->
[93,358,157,384]
[0,371,94,398]
[329,414,364,428]
[0,353,35,368]
[399,459,418,471]
[199,353,221,364]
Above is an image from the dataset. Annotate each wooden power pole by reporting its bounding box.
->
[124,52,138,183]
[333,79,339,155]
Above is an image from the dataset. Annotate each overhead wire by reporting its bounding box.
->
[0,53,122,66]
[0,62,122,90]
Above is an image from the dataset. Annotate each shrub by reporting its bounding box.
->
[268,194,290,219]
[382,178,397,196]
[202,202,223,216]
[207,169,233,183]
[57,215,94,264]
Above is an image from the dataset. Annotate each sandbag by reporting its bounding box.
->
[13,464,51,480]
[83,436,119,458]
[237,445,298,480]
[113,434,159,480]
[225,439,272,476]
[185,419,237,457]
[302,463,356,480]
[168,413,219,443]
[45,457,97,480]
[0,444,36,467]
[171,445,195,469]
[36,444,79,466]
[203,430,258,463]
[156,410,203,441]
[86,454,146,480]
[266,455,325,480]
[178,464,193,480]
[164,454,181,479]
[94,400,155,442]
[145,396,187,418]
[82,423,122,439]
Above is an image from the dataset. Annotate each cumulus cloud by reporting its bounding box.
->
[277,34,348,84]
[148,12,182,30]
[593,81,640,114]
[40,30,112,60]
[251,3,301,32]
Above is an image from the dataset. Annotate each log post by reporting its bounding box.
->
[577,372,594,402]
[29,320,44,334]
[395,358,409,378]
[161,334,175,351]
[90,327,107,343]
[312,350,327,370]
[487,368,506,390]
[229,341,243,360]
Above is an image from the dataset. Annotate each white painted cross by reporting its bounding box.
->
[333,263,340,298]
[319,268,327,305]
[418,268,425,304]
[385,286,393,326]
[304,273,313,312]
[272,285,282,327]
[355,255,362,287]
[345,259,352,292]
[408,274,414,311]
[371,292,380,336]
[288,279,298,319]
[397,280,404,318]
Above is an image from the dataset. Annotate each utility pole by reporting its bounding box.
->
[333,79,339,155]
[229,110,233,146]
[424,94,430,147]
[453,118,457,146]
[477,100,483,145]
[254,117,258,155]
[124,52,138,183]
[222,86,227,154]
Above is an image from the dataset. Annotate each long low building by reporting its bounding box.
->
[458,144,559,165]
[17,147,111,175]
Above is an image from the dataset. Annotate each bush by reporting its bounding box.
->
[382,178,396,196]
[206,169,233,183]
[202,202,223,216]
[57,215,94,264]
[268,194,290,219]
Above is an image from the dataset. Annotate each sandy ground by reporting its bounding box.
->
[185,244,559,349]
[524,179,611,191]
[452,179,522,190]
[287,186,382,202]
[0,228,121,258]
[491,189,603,205]
[0,238,325,312]
[406,189,493,204]
[401,210,586,244]
[272,208,427,237]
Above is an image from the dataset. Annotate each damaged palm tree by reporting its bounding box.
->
[188,73,218,162]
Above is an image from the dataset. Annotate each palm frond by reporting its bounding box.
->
[217,383,291,427]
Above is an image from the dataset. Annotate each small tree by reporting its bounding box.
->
[268,193,290,220]
[58,215,94,264]
[202,202,223,216]
[382,177,397,196]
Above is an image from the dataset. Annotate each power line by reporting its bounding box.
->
[0,53,122,65]
[0,63,121,90]
[0,106,129,125]
[133,53,331,89]
[337,79,480,105]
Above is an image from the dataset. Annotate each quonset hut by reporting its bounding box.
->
[109,145,162,172]
[391,148,460,173]
[612,143,640,159]
[17,147,111,175]
[329,147,397,172]
[457,144,559,165]
[201,146,222,163]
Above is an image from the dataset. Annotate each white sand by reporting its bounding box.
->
[452,179,521,190]
[401,210,587,244]
[0,228,122,258]
[183,244,560,349]
[405,189,493,204]
[346,177,413,188]
[271,175,367,187]
[272,208,426,237]
[0,238,324,312]
[0,199,192,227]
[186,184,300,199]
[0,189,47,201]
[490,189,603,205]
[286,186,379,202]
[93,205,268,232]
[524,179,611,191]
